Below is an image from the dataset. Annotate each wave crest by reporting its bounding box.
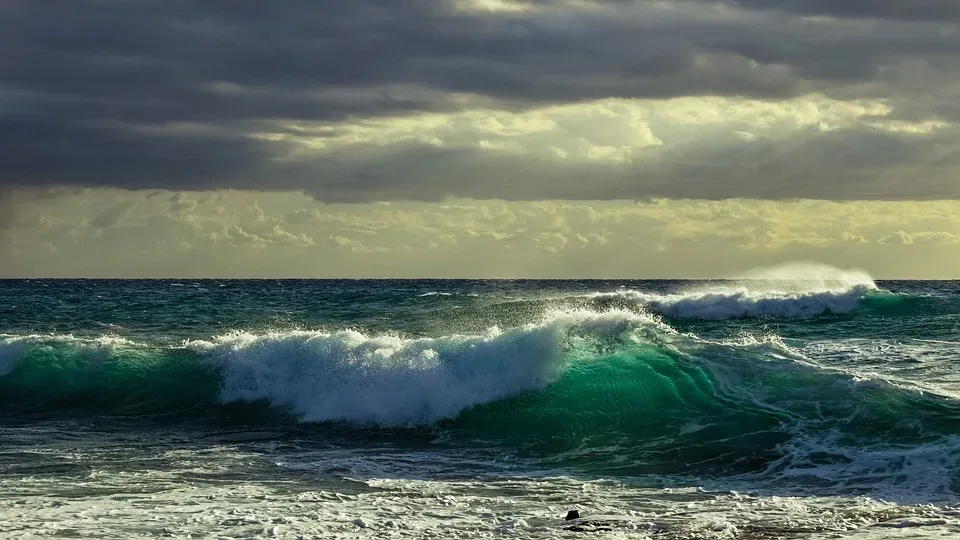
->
[188,309,664,427]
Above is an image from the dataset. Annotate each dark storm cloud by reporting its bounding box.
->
[550,0,960,21]
[720,0,960,21]
[0,0,815,120]
[0,0,959,201]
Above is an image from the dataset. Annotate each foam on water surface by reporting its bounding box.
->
[2,431,958,540]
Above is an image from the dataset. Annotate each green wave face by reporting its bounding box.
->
[859,290,955,316]
[450,337,960,479]
[448,341,781,473]
[0,340,222,417]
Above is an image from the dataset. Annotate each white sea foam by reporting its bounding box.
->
[593,263,878,319]
[417,291,479,297]
[751,432,960,505]
[188,309,665,427]
[6,439,950,540]
[801,338,960,400]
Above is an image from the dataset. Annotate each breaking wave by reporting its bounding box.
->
[591,263,881,318]
[187,309,664,426]
[0,310,667,424]
[2,305,960,498]
[591,284,880,319]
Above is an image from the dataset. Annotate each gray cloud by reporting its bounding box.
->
[0,0,959,201]
[719,0,960,21]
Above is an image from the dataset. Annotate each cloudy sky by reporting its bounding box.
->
[2,0,960,278]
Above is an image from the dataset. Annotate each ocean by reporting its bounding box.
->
[2,270,960,538]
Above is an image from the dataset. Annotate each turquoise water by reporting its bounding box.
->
[2,277,960,537]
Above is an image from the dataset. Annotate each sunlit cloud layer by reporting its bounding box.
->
[4,190,960,278]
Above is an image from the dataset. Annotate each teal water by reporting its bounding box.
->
[2,277,960,537]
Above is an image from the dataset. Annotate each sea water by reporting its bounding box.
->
[2,267,960,538]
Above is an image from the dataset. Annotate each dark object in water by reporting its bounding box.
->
[563,510,613,533]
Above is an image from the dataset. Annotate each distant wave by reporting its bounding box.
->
[590,263,880,319]
[591,284,878,319]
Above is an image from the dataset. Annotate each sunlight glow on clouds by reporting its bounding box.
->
[4,190,960,278]
[256,95,918,165]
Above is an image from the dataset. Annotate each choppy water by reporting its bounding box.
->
[3,267,960,538]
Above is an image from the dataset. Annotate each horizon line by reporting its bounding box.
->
[0,276,951,281]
